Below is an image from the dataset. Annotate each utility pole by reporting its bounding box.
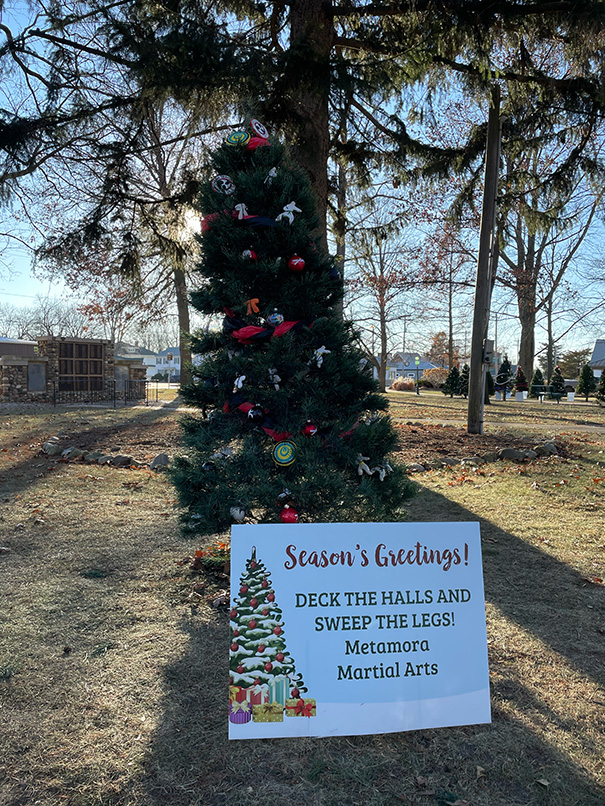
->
[468,86,502,434]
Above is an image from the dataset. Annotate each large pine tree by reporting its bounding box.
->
[173,122,413,535]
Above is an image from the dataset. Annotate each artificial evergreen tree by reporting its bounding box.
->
[530,368,544,398]
[174,120,413,534]
[577,363,596,401]
[442,365,461,397]
[459,363,470,398]
[514,366,528,394]
[495,355,513,400]
[549,366,566,395]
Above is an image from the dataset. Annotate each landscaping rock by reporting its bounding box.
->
[542,442,558,455]
[533,445,551,456]
[112,454,134,467]
[61,447,86,460]
[461,456,486,466]
[97,455,115,465]
[498,447,529,461]
[427,459,446,469]
[150,453,170,470]
[42,441,63,456]
[524,449,538,460]
[441,456,460,466]
[481,452,499,463]
[407,463,427,473]
[84,451,104,463]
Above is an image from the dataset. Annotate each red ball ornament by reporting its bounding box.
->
[254,677,261,685]
[240,584,248,594]
[230,609,237,619]
[233,629,240,637]
[264,661,273,672]
[258,643,266,653]
[267,592,275,602]
[302,421,318,437]
[230,642,239,652]
[250,597,258,608]
[248,619,257,629]
[246,136,270,151]
[237,664,244,674]
[250,561,257,570]
[288,255,305,272]
[261,579,269,588]
[280,505,298,524]
[291,687,300,698]
[273,625,282,636]
[262,608,269,616]
[276,652,285,662]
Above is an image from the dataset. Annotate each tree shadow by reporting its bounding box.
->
[136,487,605,805]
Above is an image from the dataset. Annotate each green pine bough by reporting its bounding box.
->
[172,121,414,535]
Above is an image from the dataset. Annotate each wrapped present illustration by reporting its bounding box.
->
[252,701,284,723]
[229,699,252,724]
[285,697,316,717]
[246,683,270,706]
[229,685,246,704]
[268,675,290,706]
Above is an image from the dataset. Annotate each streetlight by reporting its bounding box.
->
[415,355,420,395]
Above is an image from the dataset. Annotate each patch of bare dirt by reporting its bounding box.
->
[393,423,554,465]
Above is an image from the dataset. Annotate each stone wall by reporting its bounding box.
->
[0,338,121,404]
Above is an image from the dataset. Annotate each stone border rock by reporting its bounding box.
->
[405,439,562,474]
[41,437,169,470]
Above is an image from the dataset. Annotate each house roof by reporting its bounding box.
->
[114,342,157,357]
[156,347,180,357]
[589,339,605,368]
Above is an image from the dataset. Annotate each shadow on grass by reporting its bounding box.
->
[0,404,183,502]
[138,488,605,806]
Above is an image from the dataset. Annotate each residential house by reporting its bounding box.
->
[588,339,605,379]
[114,342,158,380]
[155,347,181,381]
[378,352,438,383]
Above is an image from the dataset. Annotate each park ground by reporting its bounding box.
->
[0,391,604,806]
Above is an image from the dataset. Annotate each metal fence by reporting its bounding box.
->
[52,379,148,408]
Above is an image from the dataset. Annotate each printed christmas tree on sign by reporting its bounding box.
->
[229,546,306,697]
[173,119,413,533]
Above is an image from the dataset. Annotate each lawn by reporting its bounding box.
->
[0,395,604,805]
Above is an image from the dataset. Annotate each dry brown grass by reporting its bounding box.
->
[0,400,604,806]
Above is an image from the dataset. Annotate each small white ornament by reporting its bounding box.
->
[264,167,277,186]
[211,447,234,460]
[312,345,331,367]
[233,374,246,392]
[275,201,302,224]
[371,461,393,482]
[230,506,247,522]
[357,455,373,476]
[268,368,281,390]
[234,203,249,220]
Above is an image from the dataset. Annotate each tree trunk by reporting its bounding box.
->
[378,301,388,392]
[517,295,536,382]
[173,264,192,387]
[288,0,333,250]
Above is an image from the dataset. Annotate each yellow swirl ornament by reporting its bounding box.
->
[225,131,251,147]
[273,440,297,467]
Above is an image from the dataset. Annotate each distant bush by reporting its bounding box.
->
[421,367,449,388]
[390,376,416,391]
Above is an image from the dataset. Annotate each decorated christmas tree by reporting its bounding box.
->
[442,365,461,398]
[549,365,566,395]
[514,366,528,393]
[530,367,544,398]
[495,355,513,399]
[577,363,596,401]
[173,119,413,534]
[459,363,470,399]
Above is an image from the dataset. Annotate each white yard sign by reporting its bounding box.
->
[228,522,491,739]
